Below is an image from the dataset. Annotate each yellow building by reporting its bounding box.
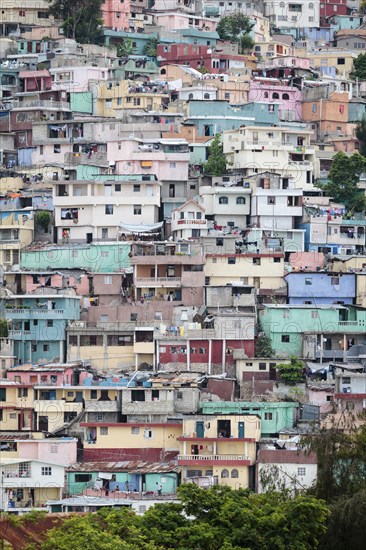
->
[81,422,182,461]
[0,1,58,31]
[308,50,357,78]
[0,209,34,270]
[0,381,35,431]
[94,79,169,117]
[204,253,285,292]
[34,387,84,432]
[178,415,260,489]
[327,256,366,308]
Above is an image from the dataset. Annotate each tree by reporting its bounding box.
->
[216,13,255,53]
[255,331,275,358]
[143,38,159,58]
[0,319,8,338]
[351,53,366,80]
[276,356,304,384]
[36,211,51,232]
[317,151,366,212]
[355,115,366,157]
[203,134,227,176]
[48,0,103,44]
[117,38,136,58]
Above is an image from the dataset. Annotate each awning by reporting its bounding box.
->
[119,221,164,234]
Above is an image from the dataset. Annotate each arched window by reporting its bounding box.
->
[204,93,210,99]
[282,93,290,100]
[160,68,166,75]
[231,469,239,478]
[272,92,280,99]
[188,93,194,100]
[221,469,229,478]
[264,91,269,98]
[219,196,228,204]
[309,2,314,9]
[279,1,285,6]
[236,197,246,204]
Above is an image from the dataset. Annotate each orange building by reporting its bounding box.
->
[101,0,130,31]
[302,91,350,138]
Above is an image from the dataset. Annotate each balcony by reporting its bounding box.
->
[178,454,251,464]
[84,400,119,412]
[12,100,71,110]
[131,255,205,266]
[8,330,35,340]
[34,400,83,414]
[64,151,108,167]
[135,277,182,288]
[5,308,65,320]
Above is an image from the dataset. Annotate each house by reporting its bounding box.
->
[0,458,65,512]
[260,304,366,360]
[0,208,34,271]
[263,0,320,29]
[81,421,182,461]
[285,271,356,305]
[66,461,179,497]
[171,200,208,240]
[248,78,303,122]
[257,449,318,493]
[178,414,260,489]
[200,401,298,437]
[302,90,350,138]
[334,365,366,418]
[307,384,335,414]
[3,295,81,365]
[101,0,130,31]
[199,183,251,229]
[0,380,35,431]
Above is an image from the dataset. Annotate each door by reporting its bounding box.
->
[196,421,204,438]
[38,415,48,431]
[238,422,245,438]
[86,233,93,243]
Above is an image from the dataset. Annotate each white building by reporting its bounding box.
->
[199,185,251,228]
[263,0,320,29]
[53,176,161,242]
[257,449,318,494]
[1,458,65,512]
[223,125,318,190]
[171,200,208,240]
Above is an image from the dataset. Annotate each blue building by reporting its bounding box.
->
[3,295,80,364]
[285,272,356,305]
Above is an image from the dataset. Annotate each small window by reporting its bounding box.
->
[228,257,236,265]
[298,467,306,476]
[100,427,109,435]
[133,184,141,192]
[281,335,290,343]
[221,468,229,478]
[131,427,140,434]
[47,320,53,327]
[236,197,246,204]
[305,278,312,285]
[264,412,273,420]
[134,205,142,215]
[259,363,266,370]
[144,429,153,439]
[176,391,183,399]
[253,258,261,265]
[231,469,239,478]
[41,467,52,476]
[331,277,340,285]
[105,204,113,215]
[311,311,318,318]
[267,196,276,205]
[219,196,228,204]
[115,184,121,191]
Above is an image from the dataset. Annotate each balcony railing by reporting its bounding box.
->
[339,321,359,327]
[176,219,206,225]
[178,454,250,462]
[135,277,181,286]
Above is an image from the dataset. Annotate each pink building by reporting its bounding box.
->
[24,271,90,296]
[248,78,303,121]
[17,438,78,466]
[289,251,326,272]
[107,138,189,182]
[6,363,89,386]
[101,0,130,31]
[307,385,335,414]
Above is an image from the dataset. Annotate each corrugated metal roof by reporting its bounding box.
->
[67,461,180,474]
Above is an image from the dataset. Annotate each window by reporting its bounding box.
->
[176,391,183,399]
[97,412,103,421]
[311,311,318,318]
[131,427,140,434]
[115,184,121,191]
[236,197,246,204]
[219,196,228,204]
[133,185,140,192]
[18,388,28,398]
[231,469,239,478]
[221,469,229,478]
[282,93,290,100]
[264,412,273,420]
[50,444,59,454]
[272,92,279,99]
[134,205,142,215]
[216,238,224,246]
[337,58,345,65]
[104,275,112,285]
[105,204,113,215]
[281,335,290,343]
[41,467,52,476]
[253,258,261,265]
[19,10,25,16]
[298,467,306,476]
[259,363,266,371]
[54,145,61,153]
[305,278,312,285]
[169,162,176,168]
[144,429,153,439]
[43,344,50,352]
[331,277,340,285]
[228,257,236,265]
[47,320,53,328]
[91,390,97,399]
[267,196,276,205]
[38,11,49,18]
[75,473,92,482]
[100,427,109,435]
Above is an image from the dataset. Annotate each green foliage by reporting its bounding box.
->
[36,211,51,231]
[203,134,227,176]
[355,115,366,157]
[0,319,8,338]
[276,356,304,384]
[38,486,329,550]
[317,151,366,212]
[216,13,255,53]
[143,38,159,58]
[255,332,275,358]
[351,53,366,80]
[117,38,136,58]
[48,0,103,44]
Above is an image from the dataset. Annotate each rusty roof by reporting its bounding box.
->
[150,371,203,386]
[67,461,180,474]
[0,433,32,441]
